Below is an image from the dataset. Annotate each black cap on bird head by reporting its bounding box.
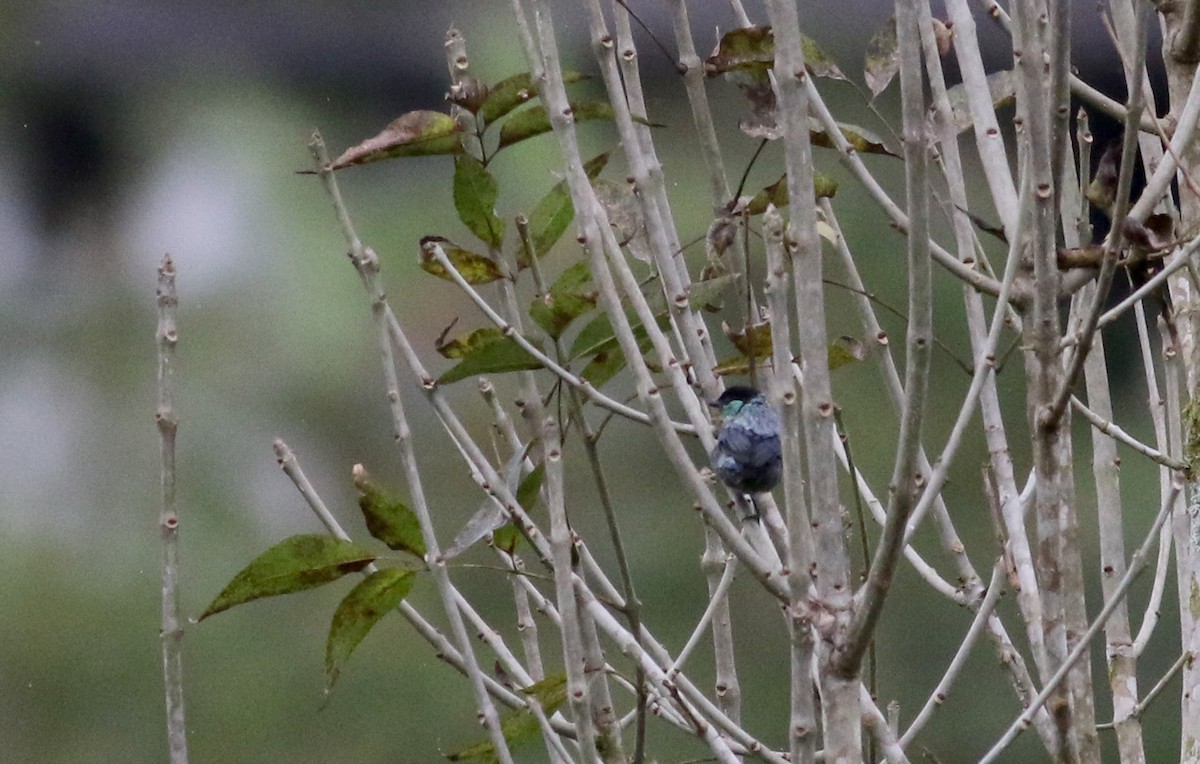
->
[709,385,763,408]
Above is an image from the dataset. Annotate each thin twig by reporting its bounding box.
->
[1070,395,1187,470]
[1097,651,1194,731]
[156,254,189,764]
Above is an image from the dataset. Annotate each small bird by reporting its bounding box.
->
[709,386,782,500]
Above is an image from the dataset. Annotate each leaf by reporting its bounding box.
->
[801,34,848,81]
[829,335,868,370]
[328,111,464,169]
[705,26,846,81]
[581,349,630,388]
[419,237,505,285]
[439,336,544,385]
[705,25,775,77]
[437,327,507,359]
[594,178,652,262]
[530,262,597,338]
[493,463,547,554]
[725,320,774,360]
[569,312,623,360]
[745,173,838,215]
[810,119,898,157]
[713,356,754,377]
[199,535,377,620]
[498,101,653,150]
[357,481,426,557]
[943,70,1016,133]
[688,273,734,310]
[445,674,569,762]
[864,17,899,99]
[480,72,540,126]
[522,152,611,265]
[454,156,506,248]
[577,316,664,388]
[479,70,587,127]
[516,464,546,509]
[325,568,416,690]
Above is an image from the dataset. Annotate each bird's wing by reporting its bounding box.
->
[720,421,779,468]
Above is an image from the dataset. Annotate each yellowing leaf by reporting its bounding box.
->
[724,319,773,360]
[419,237,505,285]
[438,336,544,385]
[810,119,898,157]
[437,327,507,359]
[328,111,464,169]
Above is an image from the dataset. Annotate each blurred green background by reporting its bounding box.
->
[0,1,1183,761]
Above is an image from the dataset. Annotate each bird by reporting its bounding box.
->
[709,386,782,503]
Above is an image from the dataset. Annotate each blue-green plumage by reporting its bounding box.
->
[709,386,782,495]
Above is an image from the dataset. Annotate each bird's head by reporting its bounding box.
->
[709,385,765,418]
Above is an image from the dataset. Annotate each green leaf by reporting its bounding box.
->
[498,101,645,150]
[568,308,670,362]
[437,327,507,359]
[328,111,464,169]
[522,152,611,265]
[530,291,597,339]
[419,237,505,285]
[517,464,546,509]
[357,482,426,557]
[688,274,735,310]
[439,336,544,385]
[480,72,539,126]
[580,349,629,387]
[325,568,416,690]
[454,156,506,248]
[446,674,568,762]
[529,263,597,338]
[569,312,620,360]
[199,535,377,620]
[577,315,664,388]
[493,464,547,554]
[479,71,588,127]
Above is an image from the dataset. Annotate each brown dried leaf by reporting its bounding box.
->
[864,17,898,99]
